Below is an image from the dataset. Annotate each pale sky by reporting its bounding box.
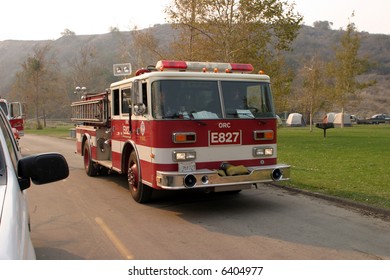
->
[0,0,389,41]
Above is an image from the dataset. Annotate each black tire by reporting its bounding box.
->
[84,142,98,176]
[98,166,109,176]
[127,151,152,203]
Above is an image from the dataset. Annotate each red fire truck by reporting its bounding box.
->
[72,60,290,203]
[0,99,24,141]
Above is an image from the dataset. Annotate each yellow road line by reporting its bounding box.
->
[95,217,134,260]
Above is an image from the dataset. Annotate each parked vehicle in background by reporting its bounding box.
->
[0,98,25,141]
[0,108,69,259]
[356,114,388,124]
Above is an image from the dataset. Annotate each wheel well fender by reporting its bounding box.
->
[81,134,92,156]
[122,141,138,174]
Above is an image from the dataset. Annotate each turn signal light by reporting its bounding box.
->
[253,130,274,140]
[173,132,197,143]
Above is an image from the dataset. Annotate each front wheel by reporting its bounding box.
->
[127,151,152,203]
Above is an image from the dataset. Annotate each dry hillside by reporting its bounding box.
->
[0,23,389,118]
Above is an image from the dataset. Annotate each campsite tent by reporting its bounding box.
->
[326,112,336,123]
[286,113,305,127]
[333,113,352,126]
[276,115,283,126]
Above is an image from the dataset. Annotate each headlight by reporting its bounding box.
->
[253,147,273,157]
[173,150,196,162]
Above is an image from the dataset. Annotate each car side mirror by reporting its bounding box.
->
[18,153,69,190]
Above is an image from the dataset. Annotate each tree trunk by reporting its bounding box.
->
[43,107,47,128]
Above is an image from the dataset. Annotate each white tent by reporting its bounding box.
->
[276,115,283,126]
[326,112,336,123]
[286,113,305,127]
[333,113,352,127]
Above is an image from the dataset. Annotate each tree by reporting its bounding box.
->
[299,56,329,131]
[268,52,294,114]
[129,27,166,69]
[329,17,372,127]
[313,21,333,30]
[61,28,76,37]
[12,44,62,129]
[166,0,302,63]
[67,43,108,94]
[109,26,120,33]
[165,0,212,60]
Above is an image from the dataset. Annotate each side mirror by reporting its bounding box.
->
[133,103,146,116]
[18,153,69,190]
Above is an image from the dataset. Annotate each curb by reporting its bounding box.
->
[269,183,390,222]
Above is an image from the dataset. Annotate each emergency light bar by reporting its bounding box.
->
[156,60,254,73]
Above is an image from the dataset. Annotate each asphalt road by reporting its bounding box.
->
[21,134,390,260]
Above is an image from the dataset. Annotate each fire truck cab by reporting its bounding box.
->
[72,60,290,203]
[0,99,25,140]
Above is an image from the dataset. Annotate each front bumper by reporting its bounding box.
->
[156,164,290,190]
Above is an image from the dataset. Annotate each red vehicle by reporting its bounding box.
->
[0,99,24,141]
[72,60,290,203]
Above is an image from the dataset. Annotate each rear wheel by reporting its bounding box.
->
[128,151,152,203]
[84,142,98,176]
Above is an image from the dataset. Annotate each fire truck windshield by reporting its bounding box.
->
[0,102,8,116]
[151,80,275,120]
[221,81,275,119]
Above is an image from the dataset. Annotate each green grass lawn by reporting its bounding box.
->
[25,125,75,138]
[277,124,390,209]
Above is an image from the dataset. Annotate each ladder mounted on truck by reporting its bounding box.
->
[71,93,109,125]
